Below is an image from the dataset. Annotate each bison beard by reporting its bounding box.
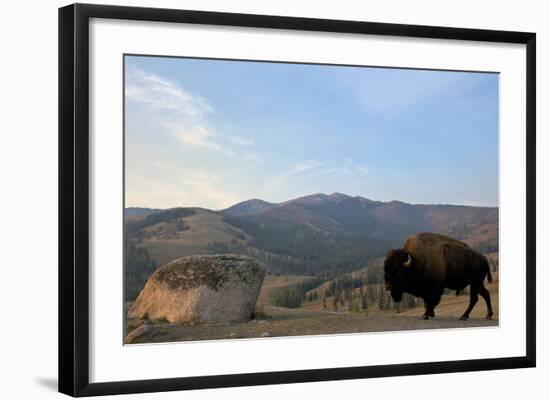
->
[383,233,494,321]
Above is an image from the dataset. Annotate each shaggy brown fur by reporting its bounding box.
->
[384,233,493,320]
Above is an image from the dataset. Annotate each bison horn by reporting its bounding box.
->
[403,254,412,268]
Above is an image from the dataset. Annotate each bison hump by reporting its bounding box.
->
[404,233,471,283]
[404,232,469,250]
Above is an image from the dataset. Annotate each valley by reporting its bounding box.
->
[124,192,499,343]
[124,270,499,343]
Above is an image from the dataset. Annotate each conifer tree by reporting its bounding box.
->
[362,292,368,310]
[378,286,385,311]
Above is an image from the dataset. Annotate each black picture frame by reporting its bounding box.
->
[59,3,536,397]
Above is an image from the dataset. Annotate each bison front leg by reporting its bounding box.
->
[423,303,431,320]
[422,292,442,320]
[423,304,436,320]
[460,287,479,321]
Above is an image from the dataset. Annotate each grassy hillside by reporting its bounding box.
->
[257,275,314,305]
[125,192,498,277]
[139,208,249,266]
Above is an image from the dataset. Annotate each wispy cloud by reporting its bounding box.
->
[324,158,368,176]
[126,66,231,155]
[125,58,497,209]
[125,162,241,209]
[291,160,322,174]
[230,135,255,146]
[262,159,323,196]
[126,67,213,116]
[325,167,352,175]
[164,122,234,156]
[354,164,369,175]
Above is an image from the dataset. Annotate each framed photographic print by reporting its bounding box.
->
[58,3,536,397]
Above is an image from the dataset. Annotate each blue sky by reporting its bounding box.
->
[125,55,499,210]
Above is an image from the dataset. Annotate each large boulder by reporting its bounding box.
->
[127,254,265,324]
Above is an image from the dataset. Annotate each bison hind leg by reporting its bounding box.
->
[478,286,494,320]
[460,287,479,321]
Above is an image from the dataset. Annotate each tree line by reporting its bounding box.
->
[124,239,156,301]
[272,276,326,308]
[125,208,195,238]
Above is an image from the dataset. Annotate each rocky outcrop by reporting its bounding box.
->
[124,324,160,344]
[127,255,265,324]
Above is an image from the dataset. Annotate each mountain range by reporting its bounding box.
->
[125,193,498,276]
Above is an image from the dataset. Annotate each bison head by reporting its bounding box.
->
[383,249,413,302]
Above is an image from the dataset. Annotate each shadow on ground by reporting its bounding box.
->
[35,377,57,392]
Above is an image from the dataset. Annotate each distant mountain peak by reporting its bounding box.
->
[222,198,276,216]
[328,192,351,200]
[241,198,267,204]
[387,200,407,205]
[355,195,376,204]
[126,192,498,276]
[282,193,332,206]
[286,192,378,206]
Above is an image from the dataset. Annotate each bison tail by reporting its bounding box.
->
[482,256,493,284]
[487,269,493,284]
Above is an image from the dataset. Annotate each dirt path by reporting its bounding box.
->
[125,305,498,344]
[125,271,499,344]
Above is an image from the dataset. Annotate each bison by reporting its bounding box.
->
[383,232,494,320]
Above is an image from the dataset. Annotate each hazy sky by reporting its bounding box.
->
[125,56,499,210]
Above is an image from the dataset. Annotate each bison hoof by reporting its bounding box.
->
[486,315,493,320]
[423,315,430,320]
[459,316,468,321]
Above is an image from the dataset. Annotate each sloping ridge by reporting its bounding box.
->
[125,193,498,274]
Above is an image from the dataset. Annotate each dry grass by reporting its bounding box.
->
[399,271,499,319]
[141,208,249,265]
[125,271,500,344]
[292,270,499,321]
[125,304,498,344]
[257,275,314,305]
